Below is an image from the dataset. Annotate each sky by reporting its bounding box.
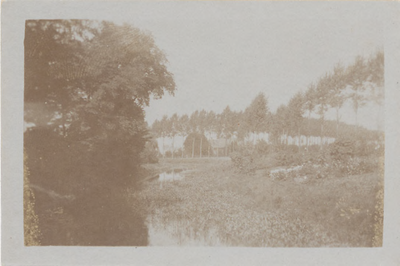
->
[111,5,384,130]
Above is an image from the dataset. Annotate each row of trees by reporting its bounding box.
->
[152,108,239,158]
[151,97,272,158]
[273,51,384,147]
[152,51,384,156]
[24,20,175,245]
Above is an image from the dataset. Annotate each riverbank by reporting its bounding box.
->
[132,158,383,247]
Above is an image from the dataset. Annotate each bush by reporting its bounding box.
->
[307,145,322,153]
[329,139,355,162]
[328,156,379,177]
[230,151,256,174]
[325,137,382,177]
[256,140,269,155]
[269,153,380,182]
[140,139,159,163]
[232,135,382,179]
[329,136,384,159]
[285,144,301,153]
[274,150,304,167]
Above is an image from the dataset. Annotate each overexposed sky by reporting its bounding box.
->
[111,4,384,130]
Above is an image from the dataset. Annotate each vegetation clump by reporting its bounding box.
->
[24,20,175,245]
[140,139,160,164]
[183,132,211,158]
[139,158,382,247]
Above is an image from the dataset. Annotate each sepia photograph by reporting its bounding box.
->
[2,1,400,265]
[23,18,385,247]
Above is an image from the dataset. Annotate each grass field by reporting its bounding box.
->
[134,157,384,247]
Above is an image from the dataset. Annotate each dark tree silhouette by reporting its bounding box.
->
[24,20,175,245]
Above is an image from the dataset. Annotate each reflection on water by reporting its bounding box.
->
[157,169,187,189]
[147,218,224,246]
[147,168,225,246]
[158,169,185,182]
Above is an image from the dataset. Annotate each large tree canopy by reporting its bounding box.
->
[25,20,175,138]
[24,20,176,245]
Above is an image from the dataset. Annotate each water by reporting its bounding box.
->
[158,169,185,182]
[147,218,224,246]
[146,168,225,246]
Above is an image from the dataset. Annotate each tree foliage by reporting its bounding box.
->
[183,132,211,157]
[245,93,270,135]
[150,51,384,155]
[346,56,369,126]
[286,91,304,136]
[24,20,175,245]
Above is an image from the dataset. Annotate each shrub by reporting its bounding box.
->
[274,150,304,167]
[307,145,322,153]
[329,136,383,159]
[140,139,159,163]
[269,153,380,182]
[256,140,269,155]
[325,156,379,177]
[230,151,256,174]
[285,144,301,153]
[329,138,355,162]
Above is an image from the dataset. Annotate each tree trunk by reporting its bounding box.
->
[172,135,175,159]
[354,89,359,136]
[285,130,288,146]
[162,136,165,158]
[355,107,358,134]
[336,107,340,139]
[298,128,301,152]
[320,115,324,150]
[225,138,227,156]
[253,132,257,150]
[200,136,203,158]
[192,137,195,158]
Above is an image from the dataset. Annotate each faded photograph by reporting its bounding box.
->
[24,19,384,247]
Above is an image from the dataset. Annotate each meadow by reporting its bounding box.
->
[134,156,384,247]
